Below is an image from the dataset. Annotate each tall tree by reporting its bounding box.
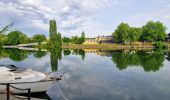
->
[113,23,130,44]
[49,20,62,48]
[80,31,85,43]
[142,21,167,42]
[49,20,57,42]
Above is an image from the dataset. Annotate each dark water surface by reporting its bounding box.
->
[0,48,170,100]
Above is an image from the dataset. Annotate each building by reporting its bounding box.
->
[84,35,113,44]
[96,35,113,44]
[84,38,97,44]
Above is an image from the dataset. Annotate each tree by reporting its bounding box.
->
[71,36,79,44]
[80,31,85,43]
[7,31,29,45]
[63,37,71,44]
[129,27,142,44]
[0,34,7,46]
[49,20,62,48]
[142,21,167,42]
[113,23,130,44]
[33,34,46,45]
[49,20,57,42]
[71,32,85,44]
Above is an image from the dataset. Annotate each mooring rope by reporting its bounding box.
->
[57,82,68,100]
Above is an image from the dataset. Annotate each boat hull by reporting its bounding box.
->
[0,80,55,94]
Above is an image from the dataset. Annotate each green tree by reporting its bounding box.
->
[71,36,79,44]
[71,31,85,44]
[49,20,57,42]
[7,31,29,45]
[129,27,142,44]
[80,31,85,43]
[0,34,7,46]
[142,21,167,42]
[33,34,46,45]
[113,23,130,44]
[49,20,62,48]
[62,37,71,44]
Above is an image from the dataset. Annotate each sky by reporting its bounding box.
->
[0,0,170,37]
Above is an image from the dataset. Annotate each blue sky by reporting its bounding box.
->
[0,0,170,37]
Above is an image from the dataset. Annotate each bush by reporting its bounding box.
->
[154,41,167,49]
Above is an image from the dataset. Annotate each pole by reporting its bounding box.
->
[7,83,10,100]
[28,88,31,100]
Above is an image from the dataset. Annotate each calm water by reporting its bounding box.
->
[0,48,170,100]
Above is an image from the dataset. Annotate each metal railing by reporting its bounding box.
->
[6,83,31,100]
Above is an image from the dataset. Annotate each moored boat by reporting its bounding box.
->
[0,65,63,94]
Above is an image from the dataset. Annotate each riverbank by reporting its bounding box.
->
[62,43,155,50]
[3,42,170,50]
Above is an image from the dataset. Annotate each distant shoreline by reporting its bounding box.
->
[3,42,170,50]
[62,43,155,50]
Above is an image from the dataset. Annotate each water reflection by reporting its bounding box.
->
[0,48,169,72]
[33,49,47,58]
[50,48,62,72]
[0,48,170,100]
[166,51,170,61]
[112,50,165,72]
[0,48,31,61]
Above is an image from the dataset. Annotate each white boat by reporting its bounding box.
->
[0,65,62,94]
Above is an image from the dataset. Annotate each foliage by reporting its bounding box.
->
[155,41,165,49]
[141,21,167,42]
[71,31,86,44]
[0,34,7,45]
[111,50,164,72]
[63,37,71,44]
[49,20,62,48]
[33,34,46,45]
[129,27,142,44]
[113,23,130,44]
[5,49,31,61]
[33,50,47,58]
[63,49,71,56]
[7,31,29,45]
[72,49,85,60]
[50,48,62,72]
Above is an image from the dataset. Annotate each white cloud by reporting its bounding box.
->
[0,0,170,37]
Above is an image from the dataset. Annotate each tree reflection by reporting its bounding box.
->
[72,49,85,60]
[33,49,47,58]
[166,51,170,62]
[50,48,62,72]
[112,50,165,72]
[2,48,31,61]
[63,49,71,56]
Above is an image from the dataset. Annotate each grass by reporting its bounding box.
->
[62,42,155,50]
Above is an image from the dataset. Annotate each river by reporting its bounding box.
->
[0,48,170,100]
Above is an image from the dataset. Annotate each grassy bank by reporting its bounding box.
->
[62,43,155,50]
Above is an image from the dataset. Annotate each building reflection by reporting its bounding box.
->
[84,49,113,57]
